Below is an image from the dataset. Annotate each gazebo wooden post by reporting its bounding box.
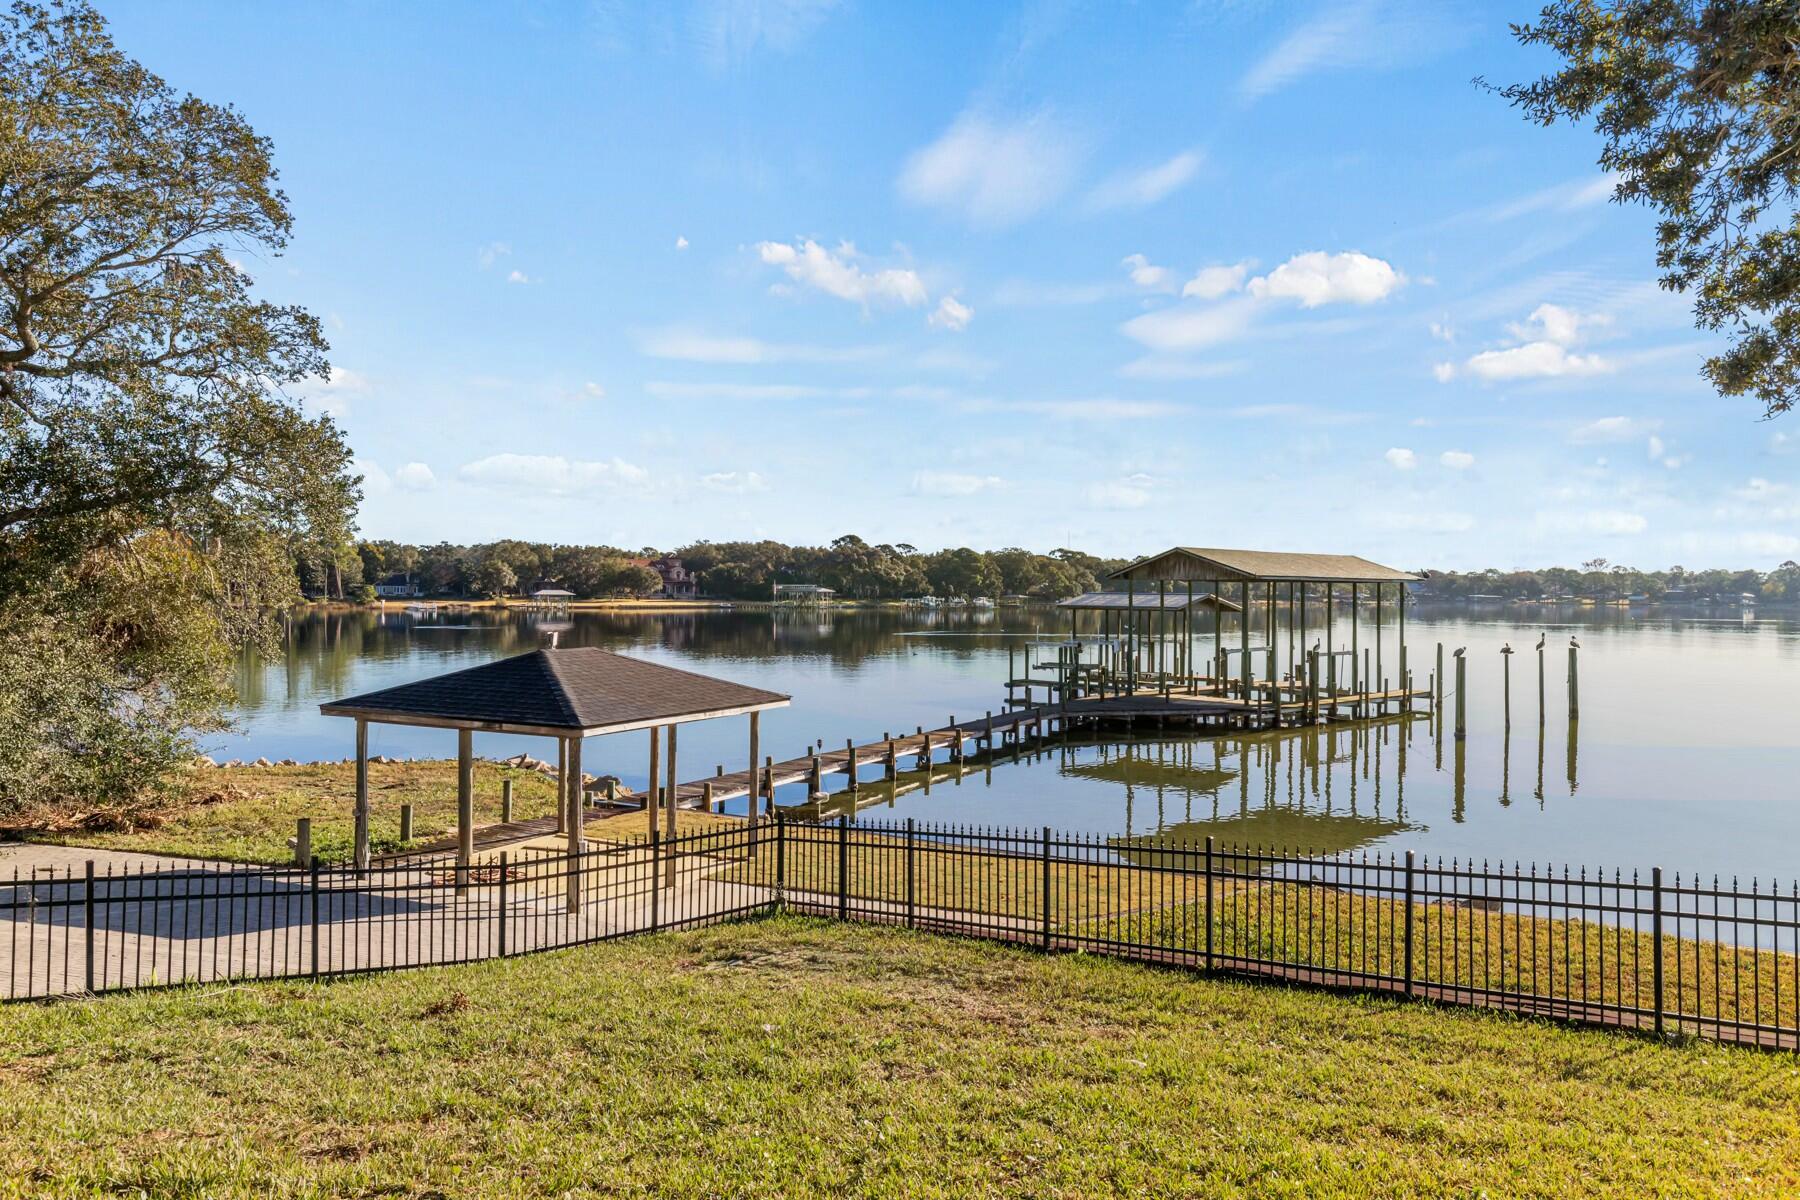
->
[748,711,761,815]
[1238,581,1250,702]
[1212,579,1222,688]
[565,734,582,912]
[556,737,568,835]
[646,725,661,841]
[456,727,473,893]
[663,723,678,887]
[353,718,370,874]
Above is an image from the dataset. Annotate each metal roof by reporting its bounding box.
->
[320,648,789,736]
[1056,590,1243,613]
[1108,547,1420,584]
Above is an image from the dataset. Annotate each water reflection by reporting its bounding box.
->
[220,603,1800,876]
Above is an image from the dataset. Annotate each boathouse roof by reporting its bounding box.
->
[320,647,789,737]
[1056,590,1243,613]
[1108,547,1420,585]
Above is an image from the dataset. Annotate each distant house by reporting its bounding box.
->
[628,554,699,600]
[772,583,836,604]
[374,573,421,599]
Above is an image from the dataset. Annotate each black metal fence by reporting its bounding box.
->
[4,818,1796,1050]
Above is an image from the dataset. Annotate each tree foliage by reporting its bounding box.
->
[1498,0,1800,417]
[0,2,356,812]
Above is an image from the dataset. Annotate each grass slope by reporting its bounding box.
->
[1,916,1796,1198]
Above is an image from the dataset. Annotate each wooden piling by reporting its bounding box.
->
[1454,652,1467,741]
[399,803,413,843]
[294,817,310,867]
[1568,641,1579,720]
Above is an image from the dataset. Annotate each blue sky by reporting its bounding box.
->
[107,0,1799,570]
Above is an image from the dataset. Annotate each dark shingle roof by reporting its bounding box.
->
[320,648,788,733]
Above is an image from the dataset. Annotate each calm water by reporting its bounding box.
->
[222,604,1800,877]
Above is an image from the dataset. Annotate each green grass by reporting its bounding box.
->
[0,916,1796,1198]
[10,761,563,864]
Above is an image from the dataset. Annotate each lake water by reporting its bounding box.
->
[221,604,1800,879]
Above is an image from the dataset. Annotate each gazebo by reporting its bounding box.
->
[1106,546,1420,704]
[319,648,790,897]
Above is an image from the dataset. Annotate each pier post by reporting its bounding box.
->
[1501,644,1513,730]
[1435,643,1444,710]
[646,725,661,841]
[501,778,513,824]
[1537,639,1546,727]
[294,817,310,867]
[1567,640,1580,720]
[763,756,774,812]
[846,739,859,793]
[1454,651,1467,741]
[399,803,412,843]
[748,711,760,814]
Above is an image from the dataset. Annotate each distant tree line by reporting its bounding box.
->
[292,539,1800,606]
[292,536,1128,601]
[1418,560,1800,604]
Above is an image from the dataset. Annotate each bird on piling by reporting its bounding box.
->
[1535,633,1546,651]
[1570,636,1581,649]
[1452,646,1466,658]
[1502,643,1513,656]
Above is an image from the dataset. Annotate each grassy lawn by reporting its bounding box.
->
[0,916,1794,1198]
[6,761,563,864]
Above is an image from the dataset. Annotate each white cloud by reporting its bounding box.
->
[506,269,534,285]
[1467,342,1610,381]
[1237,1,1466,101]
[1123,251,1180,291]
[1431,361,1457,383]
[1120,296,1258,352]
[928,294,973,332]
[912,470,1003,497]
[1510,302,1607,347]
[898,110,1082,227]
[700,470,768,493]
[689,0,841,69]
[1384,447,1417,470]
[1439,450,1475,469]
[755,239,927,308]
[646,381,845,401]
[1647,435,1665,459]
[972,397,1178,420]
[636,327,884,364]
[394,462,436,491]
[583,381,606,400]
[1117,356,1247,381]
[1738,532,1800,557]
[1085,481,1151,509]
[1182,262,1249,300]
[1536,508,1648,536]
[1477,172,1623,223]
[1084,149,1202,211]
[1121,253,1176,292]
[1367,510,1476,534]
[459,453,649,495]
[476,242,510,268]
[294,367,367,420]
[675,236,689,251]
[354,457,391,493]
[1570,416,1659,444]
[1429,319,1455,342]
[1248,251,1404,307]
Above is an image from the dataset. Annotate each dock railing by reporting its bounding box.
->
[4,820,1795,1050]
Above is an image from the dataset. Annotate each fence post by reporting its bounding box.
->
[84,860,95,994]
[1204,836,1215,973]
[1652,866,1665,1037]
[650,830,661,931]
[837,816,849,921]
[774,812,786,907]
[905,817,916,929]
[309,855,321,980]
[497,851,509,958]
[1403,850,1416,998]
[1041,826,1052,950]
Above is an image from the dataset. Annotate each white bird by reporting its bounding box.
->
[1570,636,1581,649]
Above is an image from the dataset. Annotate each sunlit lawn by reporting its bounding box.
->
[1,916,1796,1198]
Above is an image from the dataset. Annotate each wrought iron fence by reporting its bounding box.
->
[4,818,1795,1050]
